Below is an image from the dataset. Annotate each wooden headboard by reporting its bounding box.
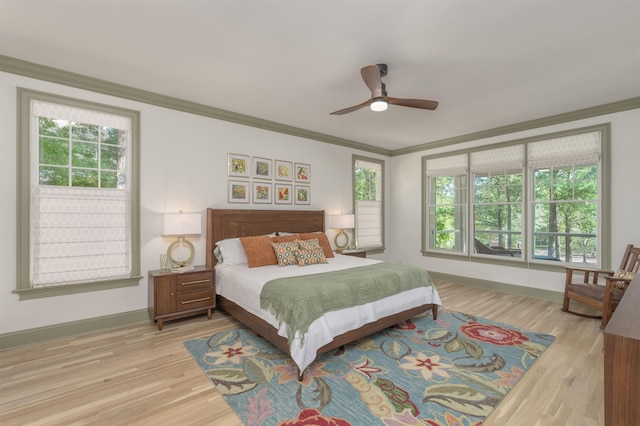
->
[206,209,325,268]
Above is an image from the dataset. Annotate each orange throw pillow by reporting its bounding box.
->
[240,236,278,268]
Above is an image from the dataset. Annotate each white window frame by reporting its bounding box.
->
[353,155,384,251]
[422,124,611,270]
[15,89,141,300]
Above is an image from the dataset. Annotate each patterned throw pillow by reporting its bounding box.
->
[298,232,335,258]
[297,238,328,266]
[271,240,300,267]
[612,269,635,289]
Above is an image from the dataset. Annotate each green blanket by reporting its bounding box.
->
[259,262,433,344]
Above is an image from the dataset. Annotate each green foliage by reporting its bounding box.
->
[37,117,124,189]
[430,164,598,263]
[355,166,378,200]
[533,165,598,262]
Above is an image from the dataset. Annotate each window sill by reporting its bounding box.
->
[14,276,142,300]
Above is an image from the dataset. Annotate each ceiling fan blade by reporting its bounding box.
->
[386,96,439,110]
[361,65,383,97]
[329,99,371,115]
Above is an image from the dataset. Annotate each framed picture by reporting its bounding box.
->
[294,185,311,205]
[252,182,272,204]
[274,160,293,181]
[228,180,250,203]
[295,162,311,183]
[274,183,292,204]
[252,157,272,180]
[228,153,250,178]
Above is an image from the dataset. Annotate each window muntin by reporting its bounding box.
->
[423,126,606,268]
[353,156,384,250]
[16,89,141,299]
[38,117,126,188]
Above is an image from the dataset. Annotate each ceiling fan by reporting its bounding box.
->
[330,64,439,115]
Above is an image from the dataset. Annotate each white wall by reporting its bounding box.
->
[386,108,640,293]
[0,72,385,334]
[1,70,638,335]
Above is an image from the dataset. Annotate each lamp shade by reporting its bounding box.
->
[162,212,202,236]
[327,214,355,229]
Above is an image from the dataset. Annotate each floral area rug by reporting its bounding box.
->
[183,309,555,425]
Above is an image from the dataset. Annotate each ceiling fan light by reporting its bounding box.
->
[370,98,388,112]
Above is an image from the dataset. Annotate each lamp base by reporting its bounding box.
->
[334,229,349,250]
[167,236,195,268]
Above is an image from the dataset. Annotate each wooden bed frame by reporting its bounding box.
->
[206,208,438,375]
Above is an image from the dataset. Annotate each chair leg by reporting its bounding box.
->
[561,291,573,313]
[601,309,610,329]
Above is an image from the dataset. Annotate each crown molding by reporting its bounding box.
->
[390,96,640,157]
[2,55,637,159]
[0,55,391,156]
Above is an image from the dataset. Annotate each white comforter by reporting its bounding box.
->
[215,254,441,374]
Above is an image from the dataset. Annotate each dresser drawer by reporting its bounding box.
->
[175,271,214,293]
[175,288,214,312]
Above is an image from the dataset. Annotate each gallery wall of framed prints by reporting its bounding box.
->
[227,153,311,205]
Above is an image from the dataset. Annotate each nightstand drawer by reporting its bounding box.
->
[175,289,214,312]
[175,271,214,292]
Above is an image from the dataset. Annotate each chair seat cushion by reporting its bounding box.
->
[567,283,625,302]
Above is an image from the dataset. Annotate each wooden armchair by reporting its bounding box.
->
[562,244,640,328]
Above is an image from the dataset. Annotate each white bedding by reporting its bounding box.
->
[215,254,441,374]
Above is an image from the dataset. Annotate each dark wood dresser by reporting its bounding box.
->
[603,273,640,425]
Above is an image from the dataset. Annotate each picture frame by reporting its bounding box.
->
[228,180,250,203]
[274,183,292,204]
[294,185,311,205]
[252,157,272,180]
[252,182,272,204]
[228,153,250,178]
[295,162,311,183]
[274,160,293,181]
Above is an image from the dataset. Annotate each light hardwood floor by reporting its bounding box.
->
[0,280,604,426]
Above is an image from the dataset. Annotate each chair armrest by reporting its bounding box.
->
[605,276,633,292]
[564,266,613,274]
[565,266,614,286]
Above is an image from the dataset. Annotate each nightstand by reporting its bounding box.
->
[338,249,366,258]
[148,265,215,330]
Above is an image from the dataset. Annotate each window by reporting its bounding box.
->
[16,89,141,299]
[472,145,524,258]
[425,154,467,252]
[353,156,384,250]
[422,124,609,268]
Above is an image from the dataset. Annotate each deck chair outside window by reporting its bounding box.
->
[562,243,640,328]
[474,238,515,256]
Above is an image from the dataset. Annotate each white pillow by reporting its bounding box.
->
[215,238,248,265]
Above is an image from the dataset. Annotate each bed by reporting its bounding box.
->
[206,208,441,378]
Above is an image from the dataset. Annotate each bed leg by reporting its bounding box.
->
[432,304,438,320]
